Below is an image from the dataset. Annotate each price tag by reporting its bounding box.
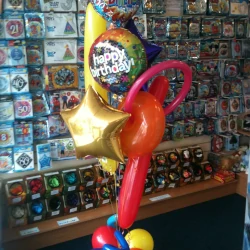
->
[32,193,41,200]
[145,187,151,193]
[149,194,171,202]
[51,190,59,195]
[34,215,42,221]
[184,162,190,167]
[68,186,76,192]
[86,181,94,187]
[205,175,211,180]
[16,219,24,226]
[147,168,152,174]
[69,207,77,213]
[85,203,93,209]
[102,199,110,205]
[102,178,109,184]
[51,210,60,216]
[57,217,79,226]
[170,164,176,169]
[12,197,21,204]
[157,167,163,171]
[20,227,40,236]
[169,183,176,188]
[195,176,201,181]
[184,177,191,183]
[158,184,165,189]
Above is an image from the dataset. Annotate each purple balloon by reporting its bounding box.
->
[125,19,162,65]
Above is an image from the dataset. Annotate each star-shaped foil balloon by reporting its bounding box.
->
[60,86,130,162]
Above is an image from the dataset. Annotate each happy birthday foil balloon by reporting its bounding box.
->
[89,28,147,94]
[90,0,141,27]
[60,86,130,162]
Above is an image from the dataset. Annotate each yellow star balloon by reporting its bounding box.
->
[60,86,130,162]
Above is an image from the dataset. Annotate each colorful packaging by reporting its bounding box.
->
[219,41,230,58]
[229,97,242,114]
[167,17,181,39]
[228,114,238,132]
[77,14,85,38]
[14,145,34,172]
[77,39,84,64]
[152,17,167,40]
[200,40,219,58]
[188,41,200,59]
[208,0,229,14]
[14,121,33,146]
[8,44,27,66]
[0,123,15,148]
[28,67,45,92]
[0,68,11,95]
[0,147,13,173]
[231,78,242,96]
[229,0,248,16]
[36,143,52,171]
[10,68,29,94]
[78,66,84,89]
[133,14,147,39]
[189,17,200,39]
[13,93,33,119]
[44,171,63,197]
[32,92,50,118]
[44,13,78,38]
[26,42,44,66]
[201,18,221,37]
[178,41,188,59]
[3,0,24,11]
[0,96,14,123]
[60,90,82,111]
[222,19,235,38]
[48,115,68,137]
[44,39,77,64]
[62,169,80,193]
[184,0,207,14]
[4,14,25,40]
[25,0,41,11]
[40,0,77,12]
[220,80,232,97]
[167,41,177,59]
[236,19,246,38]
[0,43,9,67]
[24,13,45,39]
[224,60,240,78]
[217,98,229,116]
[33,118,49,140]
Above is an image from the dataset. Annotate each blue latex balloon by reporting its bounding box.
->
[107,214,117,229]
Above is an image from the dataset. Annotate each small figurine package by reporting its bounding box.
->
[189,17,200,39]
[222,19,235,38]
[14,121,33,146]
[152,152,168,172]
[24,13,45,39]
[0,96,14,123]
[236,19,246,38]
[62,169,80,194]
[166,168,180,188]
[221,133,240,151]
[188,41,200,59]
[224,60,240,78]
[208,0,229,15]
[44,13,78,38]
[166,17,181,39]
[172,121,184,141]
[201,18,221,37]
[195,119,205,136]
[153,171,167,192]
[36,143,52,171]
[178,41,188,59]
[229,96,242,114]
[228,114,238,132]
[181,18,189,39]
[242,79,250,95]
[63,192,81,215]
[44,171,63,197]
[152,17,167,40]
[205,99,217,117]
[144,173,154,195]
[184,0,207,14]
[194,100,206,118]
[178,164,193,186]
[0,147,13,173]
[232,40,242,58]
[203,117,215,135]
[184,120,196,137]
[189,146,204,163]
[231,78,242,96]
[0,123,15,148]
[44,39,77,64]
[176,147,193,167]
[192,163,204,182]
[13,93,33,119]
[14,146,34,172]
[25,175,46,201]
[244,95,250,112]
[220,80,232,96]
[243,60,250,77]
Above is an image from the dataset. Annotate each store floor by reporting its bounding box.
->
[41,194,245,250]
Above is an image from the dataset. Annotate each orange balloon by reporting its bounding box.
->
[119,91,165,157]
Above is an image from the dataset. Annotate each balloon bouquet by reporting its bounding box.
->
[60,1,192,249]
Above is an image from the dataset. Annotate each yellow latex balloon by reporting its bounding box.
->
[125,229,154,250]
[60,86,130,162]
[99,157,118,174]
[84,3,107,101]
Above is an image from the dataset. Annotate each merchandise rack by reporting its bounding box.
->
[0,135,247,250]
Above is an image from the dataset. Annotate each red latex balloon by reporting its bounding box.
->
[148,76,169,105]
[92,226,118,248]
[119,92,165,157]
[118,154,152,229]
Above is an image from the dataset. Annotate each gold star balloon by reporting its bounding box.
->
[60,86,130,162]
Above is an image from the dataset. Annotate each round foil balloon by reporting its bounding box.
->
[89,28,147,94]
[91,0,141,27]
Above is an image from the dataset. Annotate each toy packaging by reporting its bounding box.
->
[32,92,50,118]
[26,42,44,66]
[49,138,76,160]
[201,18,221,37]
[0,147,13,173]
[78,66,84,89]
[152,152,168,172]
[217,98,229,116]
[190,146,204,163]
[229,0,248,16]
[189,18,201,39]
[24,13,45,39]
[60,90,82,111]
[231,79,242,95]
[80,189,97,211]
[222,19,235,38]
[8,204,28,228]
[184,120,196,137]
[200,40,219,58]
[0,96,14,123]
[44,171,63,197]
[208,0,229,15]
[236,19,246,38]
[176,147,193,167]
[153,171,167,192]
[48,115,69,137]
[62,169,80,193]
[213,169,235,183]
[36,143,52,171]
[152,17,167,40]
[172,121,184,141]
[27,199,46,223]
[167,41,177,59]
[211,134,224,152]
[194,100,206,118]
[181,18,189,39]
[201,161,213,180]
[166,168,180,188]
[0,123,15,148]
[220,80,232,97]
[40,0,77,12]
[243,60,250,77]
[219,41,230,58]
[165,150,180,169]
[221,133,240,150]
[203,117,215,135]
[44,13,78,38]
[63,192,81,215]
[184,102,194,119]
[195,119,205,136]
[229,97,242,114]
[228,114,238,132]
[178,41,188,59]
[45,196,64,218]
[14,146,34,172]
[166,17,181,39]
[162,124,173,142]
[232,40,242,58]
[44,39,77,64]
[14,121,33,146]
[215,116,228,133]
[244,95,250,112]
[178,164,193,186]
[184,0,207,14]
[5,178,26,205]
[144,173,154,195]
[33,118,49,140]
[192,163,203,182]
[25,175,46,201]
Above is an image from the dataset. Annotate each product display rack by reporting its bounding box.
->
[0,135,247,250]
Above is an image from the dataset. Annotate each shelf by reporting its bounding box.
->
[237,129,250,137]
[2,178,238,250]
